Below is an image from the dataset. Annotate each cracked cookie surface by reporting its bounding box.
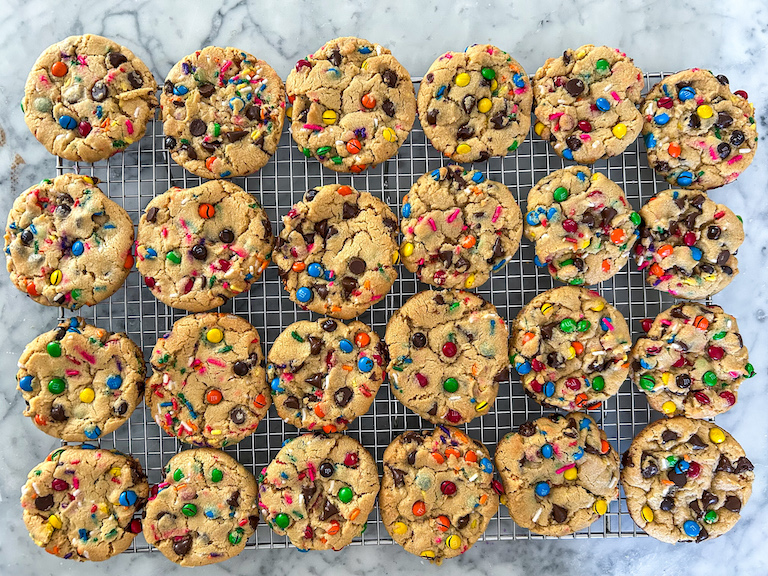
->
[621,417,753,543]
[642,69,758,190]
[21,446,148,561]
[146,313,269,447]
[161,46,285,179]
[399,165,522,289]
[510,286,631,410]
[635,188,743,299]
[532,44,643,163]
[286,36,415,173]
[630,302,754,418]
[385,289,509,425]
[267,318,385,431]
[23,34,158,162]
[258,433,378,550]
[274,184,398,319]
[143,448,259,566]
[495,412,619,536]
[418,44,532,162]
[4,174,134,309]
[379,426,499,563]
[525,166,639,285]
[17,317,145,441]
[136,180,274,312]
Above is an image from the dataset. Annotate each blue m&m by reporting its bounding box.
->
[71,240,84,256]
[307,263,323,278]
[58,115,77,130]
[119,490,138,507]
[535,482,550,497]
[541,443,554,458]
[402,203,411,218]
[296,287,312,303]
[595,98,611,111]
[106,375,122,390]
[358,357,374,373]
[339,339,353,353]
[19,375,34,391]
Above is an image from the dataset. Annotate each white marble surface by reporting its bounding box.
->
[0,1,766,574]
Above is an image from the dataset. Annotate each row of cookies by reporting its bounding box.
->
[23,35,757,190]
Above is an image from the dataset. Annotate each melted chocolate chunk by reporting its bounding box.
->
[284,395,300,410]
[565,78,585,96]
[662,430,680,442]
[305,373,324,388]
[701,490,718,509]
[226,130,248,143]
[334,386,353,407]
[518,421,536,437]
[50,404,67,422]
[660,497,675,511]
[723,495,741,512]
[226,490,240,507]
[342,203,360,219]
[457,124,474,140]
[640,452,659,478]
[307,336,323,356]
[688,434,707,450]
[490,112,507,129]
[35,494,54,511]
[389,466,405,487]
[456,514,470,529]
[198,83,216,98]
[146,206,159,223]
[667,468,688,488]
[173,534,193,556]
[319,499,339,521]
[382,70,398,88]
[348,258,366,275]
[426,108,438,125]
[127,71,143,89]
[551,504,568,523]
[494,367,510,382]
[341,276,358,295]
[462,95,476,114]
[382,99,395,117]
[730,130,745,146]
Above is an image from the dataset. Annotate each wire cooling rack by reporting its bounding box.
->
[54,73,680,550]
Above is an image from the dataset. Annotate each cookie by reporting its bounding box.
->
[495,413,619,536]
[267,318,385,432]
[621,417,754,543]
[399,165,522,288]
[379,426,499,563]
[17,317,145,441]
[385,289,509,425]
[146,313,270,447]
[22,34,158,162]
[641,69,758,190]
[630,302,754,419]
[418,44,532,162]
[532,45,644,163]
[286,36,416,173]
[258,433,378,550]
[525,166,639,285]
[21,446,148,561]
[161,46,286,179]
[143,448,259,565]
[136,180,274,312]
[510,286,631,410]
[4,174,134,309]
[274,184,399,319]
[635,188,743,299]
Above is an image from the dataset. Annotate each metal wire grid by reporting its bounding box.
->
[52,72,682,550]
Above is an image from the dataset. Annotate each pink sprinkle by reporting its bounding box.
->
[727,154,743,165]
[307,462,316,482]
[78,350,97,364]
[579,134,591,141]
[179,218,189,232]
[492,206,502,223]
[161,228,168,238]
[428,218,437,231]
[556,463,576,475]
[610,91,621,102]
[660,319,672,326]
[548,112,564,121]
[371,294,382,301]
[447,209,461,223]
[230,246,247,258]
[77,54,87,66]
[206,358,226,367]
[164,413,173,426]
[709,147,718,161]
[283,373,295,381]
[125,119,134,135]
[637,261,650,271]
[514,87,528,94]
[221,60,233,73]
[307,422,316,430]
[39,74,50,85]
[407,226,415,234]
[728,371,740,378]
[303,124,324,131]
[285,494,293,504]
[73,477,80,489]
[65,370,80,376]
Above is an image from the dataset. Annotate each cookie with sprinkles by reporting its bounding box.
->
[380,426,499,563]
[631,302,754,419]
[286,36,416,173]
[495,413,619,536]
[532,44,644,163]
[399,165,522,289]
[622,417,753,543]
[641,69,758,190]
[274,184,399,319]
[258,433,379,550]
[143,448,259,565]
[22,34,158,162]
[525,166,639,285]
[135,180,275,312]
[267,318,385,432]
[21,446,148,561]
[161,46,286,179]
[146,313,270,447]
[385,289,509,425]
[635,188,743,299]
[418,44,532,162]
[17,317,145,441]
[509,287,631,411]
[4,174,134,309]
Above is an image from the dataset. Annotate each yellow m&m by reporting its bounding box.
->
[382,127,397,142]
[393,521,408,535]
[401,242,414,257]
[322,110,337,124]
[641,505,654,523]
[612,123,627,139]
[477,98,492,113]
[662,401,677,415]
[456,143,471,155]
[564,467,578,481]
[593,499,608,515]
[697,104,714,119]
[446,535,461,549]
[79,388,95,403]
[709,427,726,444]
[206,328,223,343]
[455,73,471,87]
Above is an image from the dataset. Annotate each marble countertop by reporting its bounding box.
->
[1,1,765,574]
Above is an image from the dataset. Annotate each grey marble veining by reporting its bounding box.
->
[0,1,766,575]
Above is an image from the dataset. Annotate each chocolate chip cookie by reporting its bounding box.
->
[642,69,758,190]
[525,166,639,285]
[622,417,754,543]
[21,446,148,561]
[510,287,631,410]
[631,302,754,418]
[286,36,415,173]
[418,44,532,162]
[258,433,379,550]
[4,174,134,309]
[17,317,145,441]
[143,448,259,565]
[162,46,286,179]
[274,184,399,319]
[136,180,274,312]
[380,426,499,563]
[385,289,509,425]
[532,45,644,163]
[146,313,270,447]
[495,413,619,536]
[635,188,743,299]
[399,165,522,288]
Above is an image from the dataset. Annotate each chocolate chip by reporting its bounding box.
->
[456,514,470,529]
[461,95,476,114]
[48,403,67,421]
[20,229,33,245]
[305,373,324,388]
[490,112,506,129]
[200,141,219,153]
[546,351,563,368]
[566,135,582,150]
[688,434,707,450]
[233,361,250,376]
[717,250,731,265]
[411,332,427,348]
[35,494,54,511]
[670,306,688,319]
[690,194,705,208]
[320,319,337,332]
[382,99,395,117]
[427,404,437,416]
[382,70,398,88]
[565,78,585,96]
[660,497,675,511]
[701,491,718,509]
[655,160,670,173]
[641,454,659,478]
[342,203,359,219]
[329,49,342,67]
[601,207,617,223]
[127,71,143,89]
[301,483,317,506]
[226,130,248,143]
[455,256,470,270]
[348,258,366,275]
[457,124,474,140]
[284,395,300,410]
[226,490,240,507]
[621,450,633,467]
[114,402,128,416]
[341,276,358,295]
[307,336,323,356]
[245,104,261,121]
[164,80,174,95]
[730,130,745,146]
[717,142,732,159]
[189,119,207,136]
[426,109,438,125]
[706,225,721,240]
[180,144,197,160]
[106,52,128,68]
[218,229,235,244]
[667,468,687,487]
[494,367,509,382]
[434,295,445,305]
[518,422,536,437]
[734,457,754,473]
[573,257,585,271]
[689,499,702,517]
[723,495,741,512]
[389,466,405,487]
[696,527,710,543]
[191,244,207,260]
[715,112,733,129]
[262,218,272,237]
[55,204,71,218]
[334,386,353,407]
[722,265,733,275]
[319,498,339,521]
[551,504,568,523]
[230,406,247,424]
[319,462,334,477]
[173,534,193,556]
[716,74,729,85]
[406,450,417,466]
[198,84,215,98]
[689,113,701,129]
